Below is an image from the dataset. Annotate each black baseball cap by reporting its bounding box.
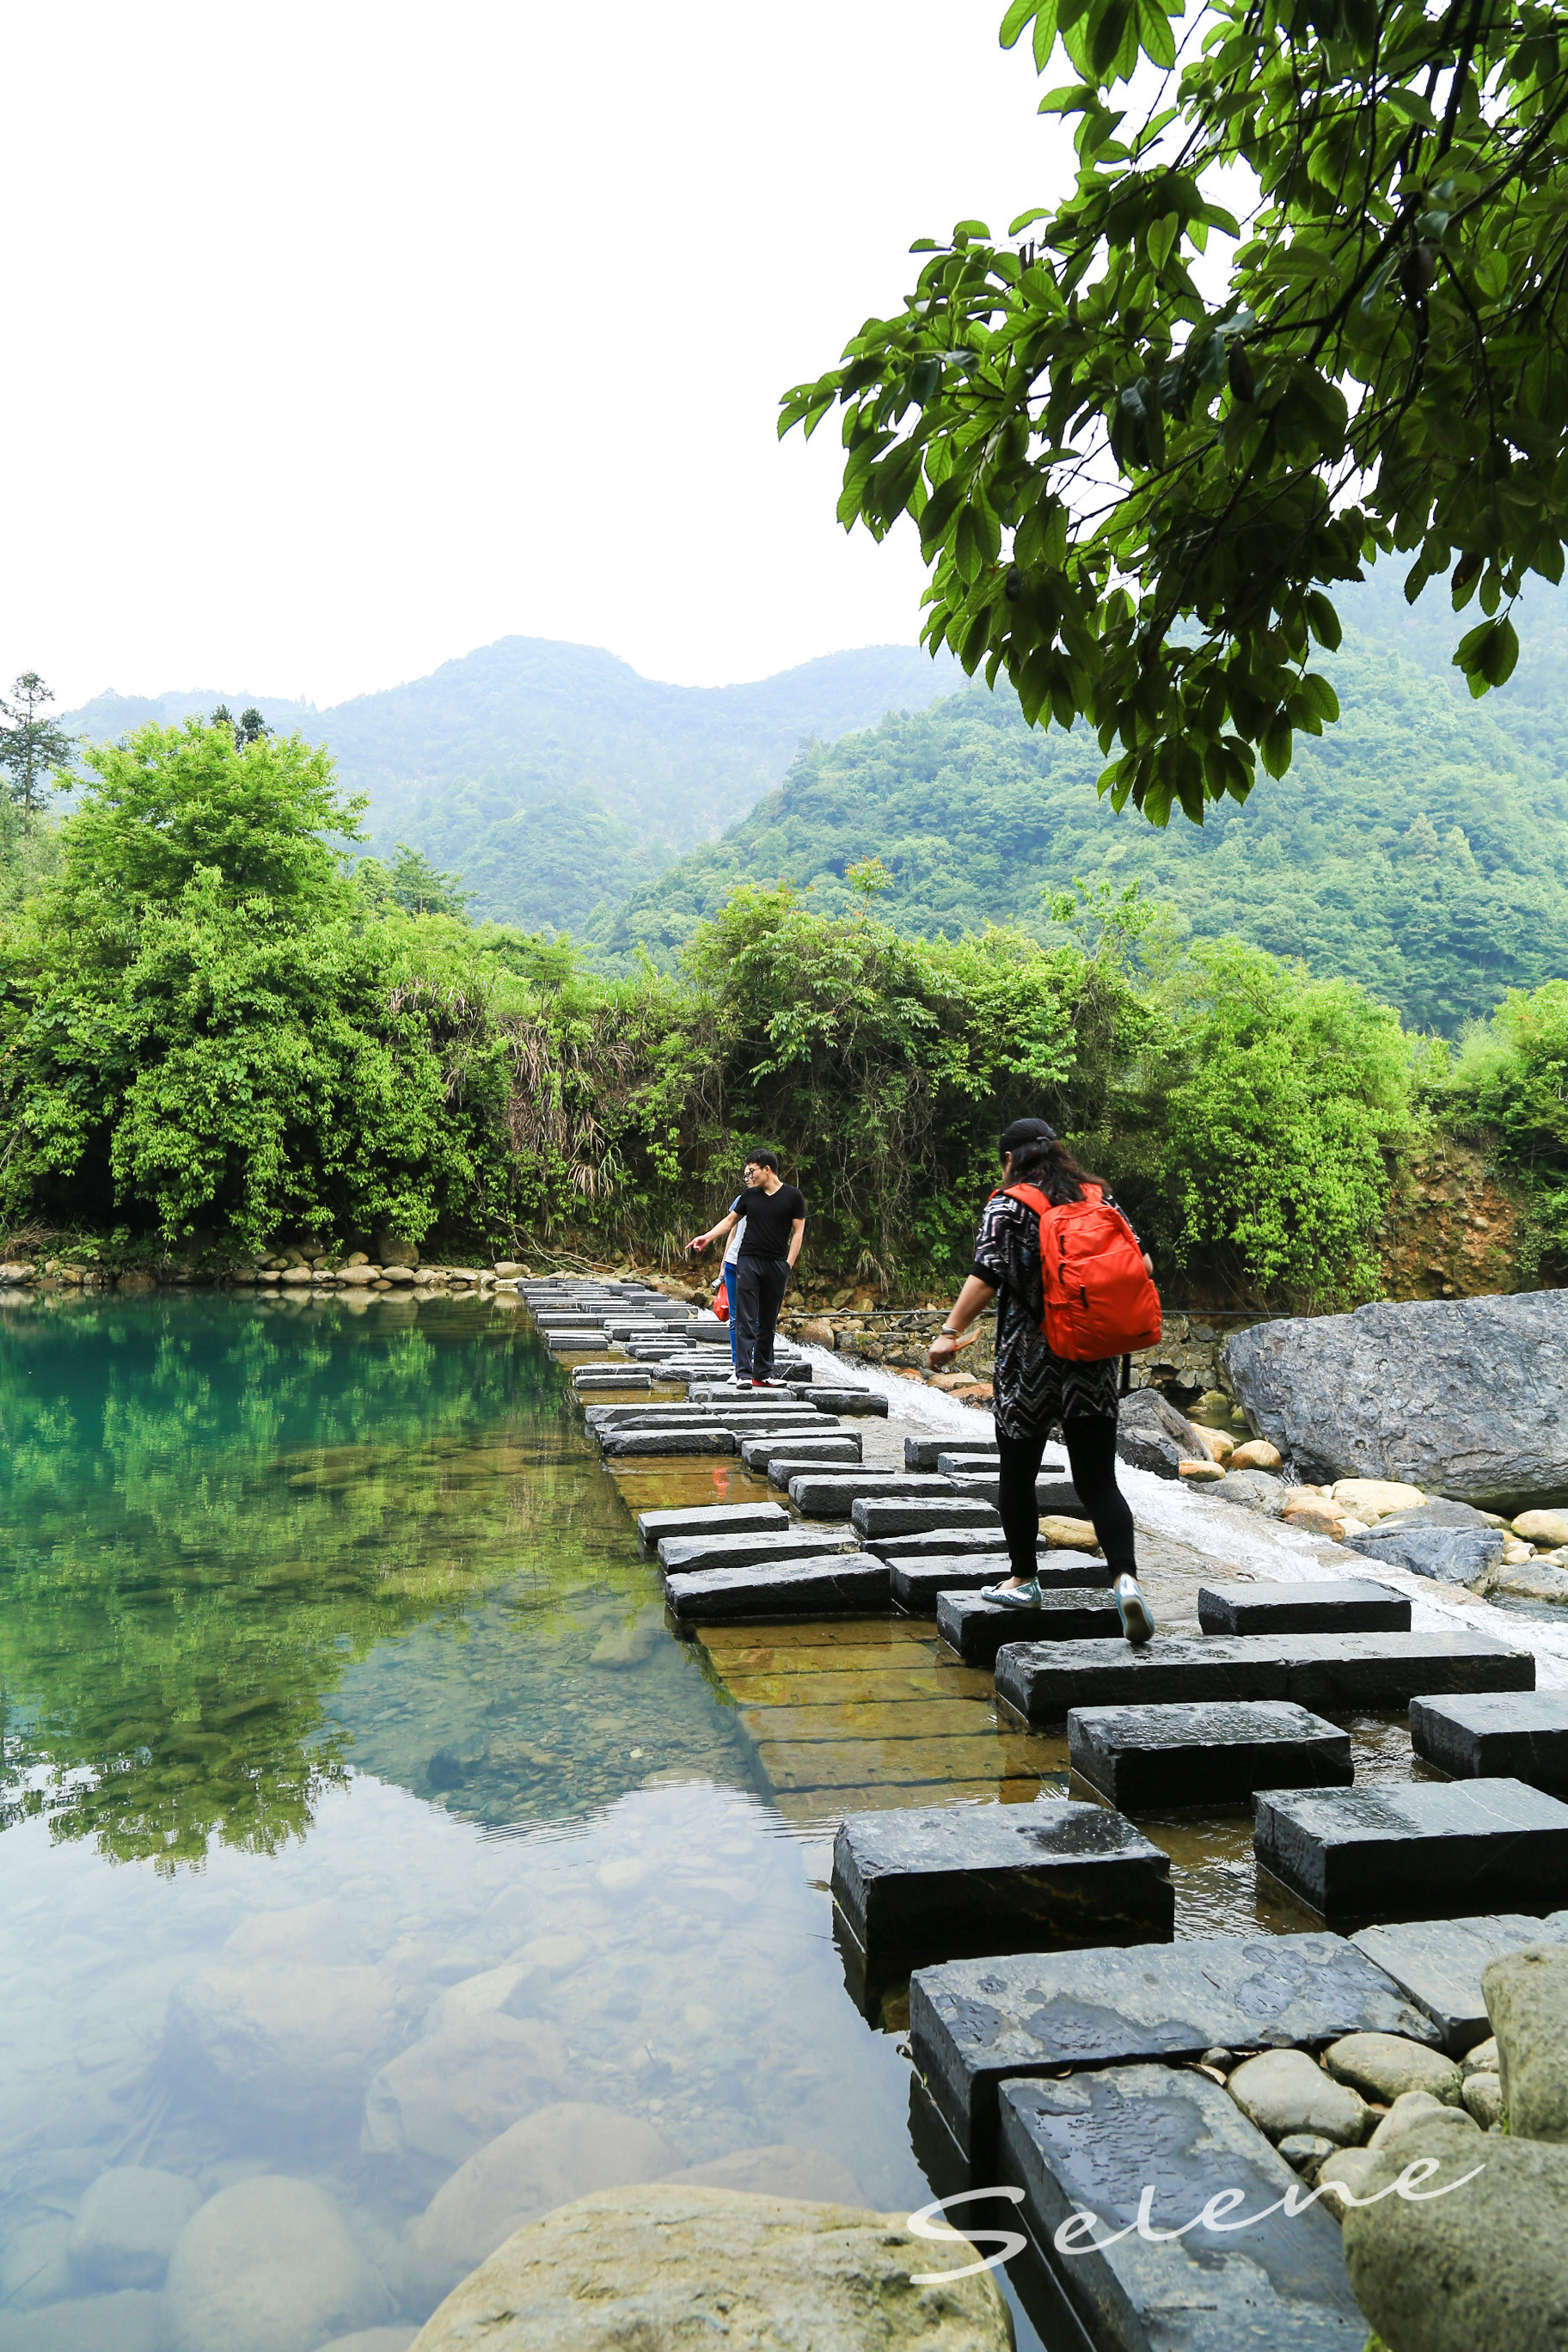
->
[999,1116,1057,1153]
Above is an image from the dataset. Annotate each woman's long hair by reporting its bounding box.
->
[1004,1134,1102,1207]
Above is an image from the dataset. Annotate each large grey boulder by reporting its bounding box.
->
[407,2183,1014,2350]
[1342,2107,1568,2352]
[1484,1944,1568,2141]
[1346,1523,1505,1585]
[1222,1292,1568,1510]
[1116,1387,1210,1478]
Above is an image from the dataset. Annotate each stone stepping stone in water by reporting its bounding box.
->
[910,1927,1440,2163]
[892,1553,1106,1614]
[657,1527,861,1577]
[947,1472,1082,1515]
[665,1554,891,1625]
[571,1369,652,1393]
[906,1436,1004,1472]
[738,1433,861,1470]
[793,1387,889,1416]
[1197,1578,1411,1634]
[939,1588,1124,1666]
[677,1321,734,1344]
[788,1473,956,1522]
[634,1501,788,1548]
[1409,1691,1568,1796]
[995,1629,1535,1727]
[1255,1775,1568,1924]
[765,1452,869,1488]
[544,1331,613,1351]
[1349,1909,1568,2053]
[1069,1699,1355,1809]
[997,2065,1366,2351]
[601,1425,738,1457]
[852,1495,1004,1540]
[861,1526,1052,1564]
[832,1798,1173,2005]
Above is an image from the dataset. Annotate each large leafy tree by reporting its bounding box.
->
[782,0,1568,825]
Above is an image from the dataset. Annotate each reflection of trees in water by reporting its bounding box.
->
[0,1296,649,1870]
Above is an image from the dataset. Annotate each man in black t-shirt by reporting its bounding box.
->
[688,1150,806,1385]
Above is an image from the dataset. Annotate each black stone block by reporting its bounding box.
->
[852,1496,1003,1540]
[656,1527,859,1576]
[910,1929,1440,2162]
[1197,1578,1410,1634]
[950,1473,1083,1516]
[799,1387,889,1415]
[764,1449,864,1485]
[1350,1909,1568,2053]
[1410,1692,1568,1796]
[862,1527,1045,1563]
[939,1589,1124,1667]
[1069,1700,1354,1809]
[787,1473,954,1521]
[600,1425,737,1457]
[891,1553,1106,1614]
[995,1630,1534,1727]
[906,1436,997,1472]
[832,1798,1172,1998]
[999,2067,1366,2350]
[664,1554,891,1626]
[739,1433,861,1471]
[635,1501,787,1548]
[1256,1776,1568,1923]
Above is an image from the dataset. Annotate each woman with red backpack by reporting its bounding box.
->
[926,1116,1159,1645]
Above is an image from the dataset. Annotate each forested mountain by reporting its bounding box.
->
[63,638,964,930]
[590,579,1568,1032]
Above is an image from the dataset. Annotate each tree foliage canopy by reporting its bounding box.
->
[782,0,1568,826]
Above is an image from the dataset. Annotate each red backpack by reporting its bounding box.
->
[1001,1182,1162,1363]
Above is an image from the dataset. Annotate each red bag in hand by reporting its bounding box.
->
[713,1278,730,1324]
[1002,1182,1161,1362]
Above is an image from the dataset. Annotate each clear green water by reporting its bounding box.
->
[0,1295,946,2352]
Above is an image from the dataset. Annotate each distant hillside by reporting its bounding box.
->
[63,637,964,929]
[590,591,1568,1032]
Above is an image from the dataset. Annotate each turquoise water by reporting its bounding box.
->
[0,1295,941,2352]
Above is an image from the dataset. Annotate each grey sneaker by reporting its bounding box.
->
[1116,1573,1155,1645]
[980,1578,1041,1607]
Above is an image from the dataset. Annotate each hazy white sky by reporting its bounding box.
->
[3,2,1081,709]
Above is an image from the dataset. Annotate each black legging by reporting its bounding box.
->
[995,1417,1136,1583]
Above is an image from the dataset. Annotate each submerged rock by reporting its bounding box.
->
[164,2176,389,2352]
[1222,1291,1568,1510]
[165,1962,403,2122]
[407,2184,1014,2350]
[662,2144,867,2204]
[67,2166,202,2292]
[362,2015,567,2166]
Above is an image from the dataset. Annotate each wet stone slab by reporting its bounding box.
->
[950,1474,1083,1516]
[999,2066,1366,2351]
[600,1425,737,1457]
[865,1527,1058,1564]
[1197,1579,1411,1635]
[795,1387,889,1416]
[1256,1775,1568,1924]
[656,1526,860,1577]
[939,1589,1124,1667]
[910,1928,1440,2162]
[766,1450,865,1486]
[1069,1700,1354,1810]
[995,1630,1534,1726]
[907,1436,1001,1472]
[1409,1692,1568,1796]
[896,1553,1106,1615]
[832,1798,1173,1997]
[665,1554,892,1626]
[789,1473,955,1521]
[1350,1908,1568,2052]
[853,1496,1005,1540]
[635,1500,788,1547]
[740,1434,861,1472]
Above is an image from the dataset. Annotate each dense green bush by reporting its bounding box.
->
[0,723,1451,1304]
[1442,983,1568,1277]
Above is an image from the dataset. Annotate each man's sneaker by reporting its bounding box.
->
[979,1578,1040,1607]
[1115,1573,1155,1646]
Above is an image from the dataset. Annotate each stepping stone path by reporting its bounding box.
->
[1197,1579,1410,1634]
[1349,1909,1568,2052]
[998,2065,1366,2349]
[788,1473,955,1521]
[765,1451,864,1487]
[656,1527,860,1577]
[1409,1691,1568,1796]
[995,1630,1534,1725]
[832,1798,1173,2001]
[892,1552,1107,1614]
[862,1527,1048,1564]
[938,1588,1124,1667]
[910,1928,1440,2160]
[1255,1775,1568,1923]
[634,1502,788,1547]
[1069,1699,1354,1809]
[665,1556,891,1625]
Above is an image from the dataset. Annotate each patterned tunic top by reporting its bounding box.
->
[970,1188,1135,1441]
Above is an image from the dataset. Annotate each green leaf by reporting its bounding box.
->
[1259,714,1294,778]
[1304,592,1343,651]
[1148,211,1179,269]
[1000,0,1038,44]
